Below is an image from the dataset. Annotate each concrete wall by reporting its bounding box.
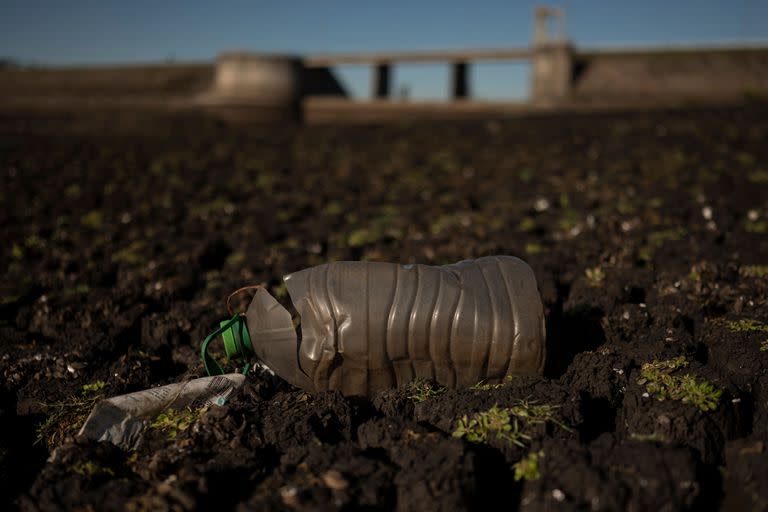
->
[531,43,573,104]
[0,64,213,100]
[2,46,768,119]
[571,47,768,102]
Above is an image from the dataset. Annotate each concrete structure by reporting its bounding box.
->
[2,6,768,122]
[199,52,303,119]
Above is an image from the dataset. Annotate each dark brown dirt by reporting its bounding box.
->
[1,105,768,511]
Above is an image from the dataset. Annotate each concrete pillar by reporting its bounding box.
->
[452,61,469,99]
[201,52,303,121]
[372,63,391,99]
[531,42,573,105]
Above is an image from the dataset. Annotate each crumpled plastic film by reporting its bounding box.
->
[78,373,245,450]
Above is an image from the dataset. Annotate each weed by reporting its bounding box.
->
[453,405,530,447]
[36,382,107,448]
[725,319,768,333]
[637,356,722,411]
[225,250,247,267]
[111,240,145,265]
[189,197,235,218]
[629,432,666,442]
[81,381,106,393]
[647,227,687,248]
[80,210,103,229]
[150,407,207,440]
[322,201,343,216]
[517,217,536,232]
[585,266,606,287]
[518,168,534,183]
[514,450,544,481]
[69,461,114,478]
[525,243,545,255]
[739,265,768,278]
[508,400,572,432]
[471,380,506,391]
[745,220,768,234]
[760,340,768,352]
[452,401,570,448]
[62,284,90,298]
[747,170,768,184]
[407,379,447,404]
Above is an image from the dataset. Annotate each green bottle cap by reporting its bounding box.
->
[201,314,254,376]
[221,317,253,360]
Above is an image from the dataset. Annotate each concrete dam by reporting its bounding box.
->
[2,7,767,122]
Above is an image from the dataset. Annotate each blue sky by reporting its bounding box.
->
[2,1,766,99]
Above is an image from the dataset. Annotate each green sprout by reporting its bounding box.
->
[452,401,570,448]
[69,461,114,478]
[725,319,768,333]
[36,381,107,448]
[739,265,768,278]
[470,380,506,391]
[508,400,572,432]
[525,243,546,255]
[629,432,666,442]
[150,407,207,440]
[637,356,722,411]
[514,450,544,481]
[585,266,606,287]
[407,379,447,404]
[81,380,106,393]
[453,405,529,447]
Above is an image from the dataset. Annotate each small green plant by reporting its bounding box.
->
[80,210,104,229]
[517,217,536,233]
[725,319,768,333]
[740,265,768,278]
[36,381,107,448]
[81,381,106,393]
[471,380,506,391]
[69,460,114,478]
[747,170,768,184]
[745,220,768,234]
[508,400,572,432]
[760,340,768,352]
[585,266,606,287]
[453,401,570,448]
[150,407,207,440]
[514,450,544,481]
[525,242,545,255]
[647,227,687,248]
[111,240,145,265]
[629,432,666,442]
[637,356,722,411]
[453,405,529,447]
[407,379,447,404]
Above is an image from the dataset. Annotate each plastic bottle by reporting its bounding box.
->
[202,255,545,397]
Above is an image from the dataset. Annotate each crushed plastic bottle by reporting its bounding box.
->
[201,255,545,397]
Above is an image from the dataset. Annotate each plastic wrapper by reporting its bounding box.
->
[78,374,245,450]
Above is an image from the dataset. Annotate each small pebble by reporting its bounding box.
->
[534,198,550,212]
[322,469,349,491]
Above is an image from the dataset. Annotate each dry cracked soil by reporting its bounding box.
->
[1,105,768,511]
